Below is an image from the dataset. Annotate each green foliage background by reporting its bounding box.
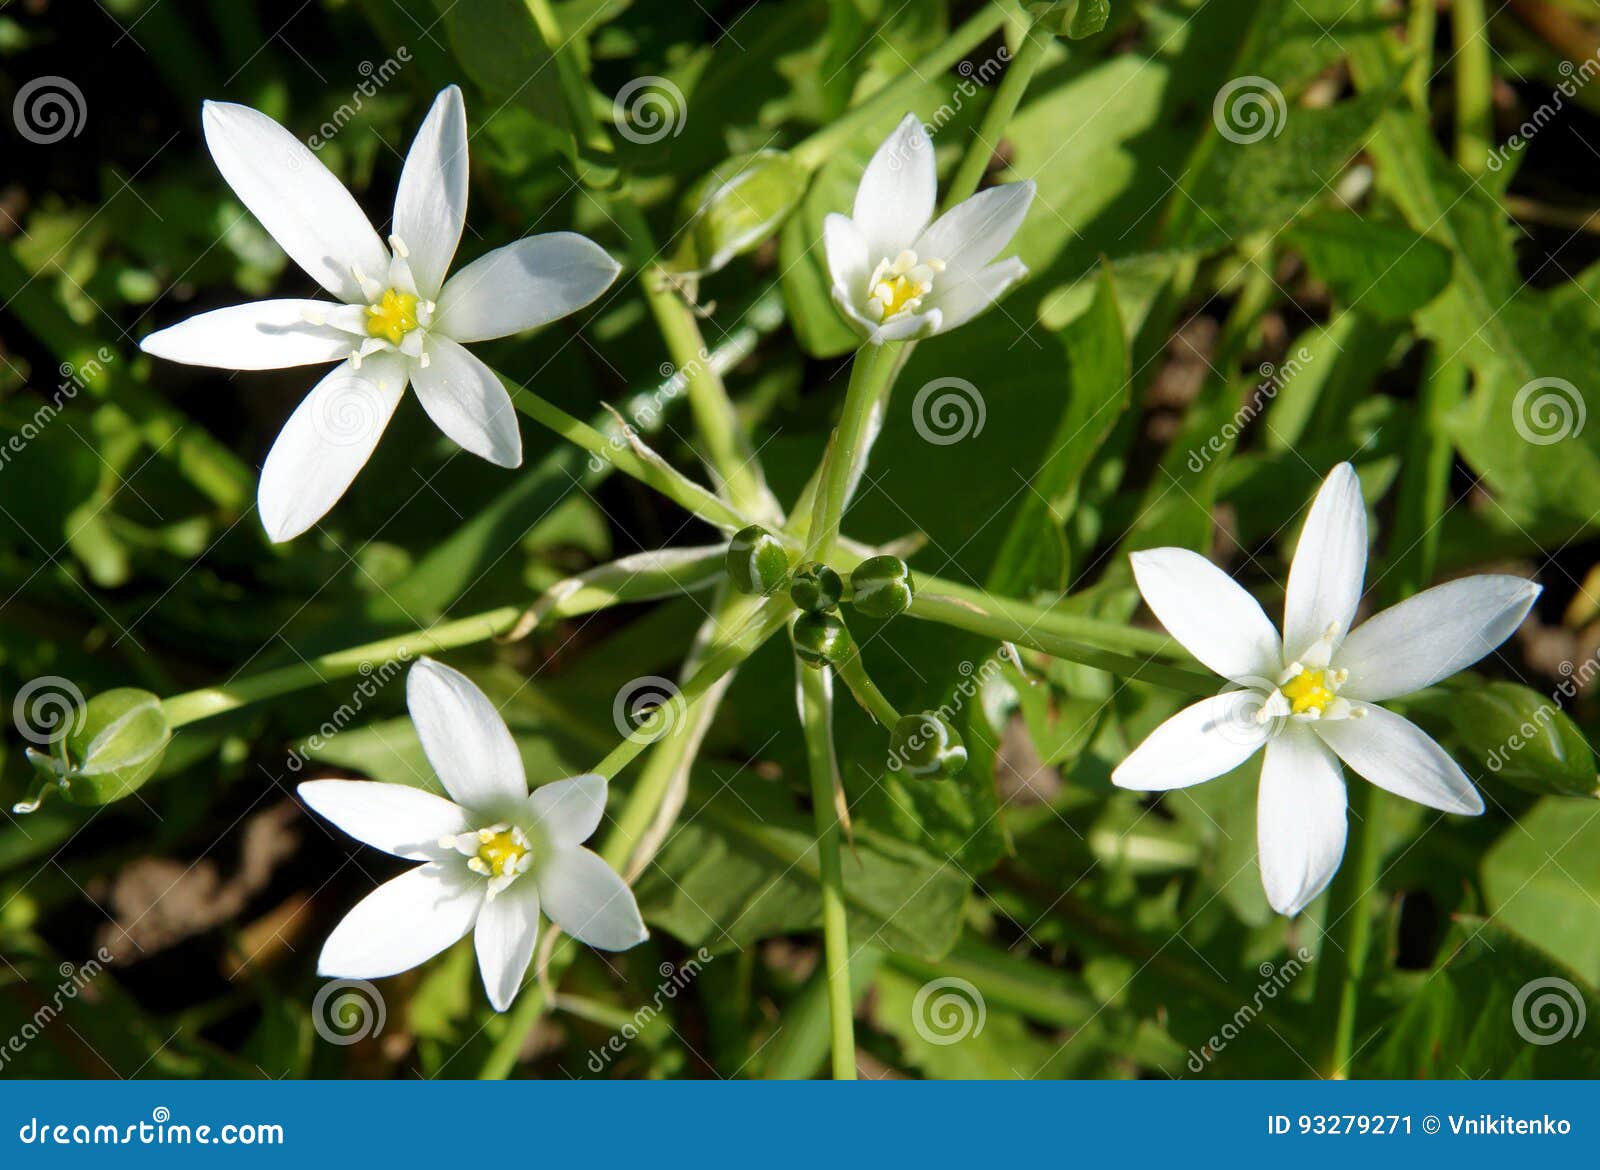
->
[2,0,1600,1079]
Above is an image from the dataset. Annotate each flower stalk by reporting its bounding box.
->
[797,663,857,1079]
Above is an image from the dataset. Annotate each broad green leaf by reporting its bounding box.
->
[1482,799,1600,984]
[1367,917,1600,1078]
[1285,213,1453,321]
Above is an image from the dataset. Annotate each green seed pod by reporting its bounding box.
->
[890,712,968,779]
[726,525,790,596]
[669,150,808,277]
[789,561,843,614]
[1417,679,1598,798]
[792,612,851,669]
[849,555,914,618]
[24,688,171,809]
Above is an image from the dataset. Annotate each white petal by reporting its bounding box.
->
[257,353,407,542]
[297,779,468,859]
[1315,705,1484,814]
[1112,692,1272,791]
[1336,576,1541,701]
[202,100,389,305]
[823,212,870,305]
[1282,462,1367,661]
[1129,548,1283,684]
[139,300,354,370]
[852,112,937,260]
[474,880,540,1012]
[434,233,621,343]
[527,773,607,847]
[411,337,522,468]
[317,863,482,979]
[406,656,528,813]
[924,257,1027,334]
[393,86,468,300]
[913,181,1035,275]
[538,846,647,951]
[1256,728,1347,917]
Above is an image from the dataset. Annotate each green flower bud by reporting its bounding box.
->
[890,712,967,779]
[1029,0,1110,38]
[726,525,791,596]
[792,612,851,669]
[669,150,808,277]
[21,688,171,810]
[849,555,914,618]
[1420,680,1598,798]
[789,561,843,614]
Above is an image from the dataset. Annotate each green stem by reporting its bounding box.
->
[524,0,611,154]
[907,593,1216,695]
[160,605,524,728]
[638,260,775,517]
[813,343,902,557]
[832,644,901,727]
[942,13,1053,209]
[1404,0,1437,112]
[1451,0,1492,174]
[886,575,1192,661]
[790,3,1010,172]
[798,663,856,1079]
[503,373,753,532]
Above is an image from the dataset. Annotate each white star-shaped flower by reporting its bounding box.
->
[824,113,1035,344]
[299,657,646,1012]
[1114,463,1541,916]
[140,86,621,542]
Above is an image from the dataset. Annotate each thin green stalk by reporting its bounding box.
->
[160,605,524,728]
[813,343,902,557]
[831,645,901,727]
[504,374,753,532]
[885,575,1193,662]
[1314,348,1460,1079]
[524,0,611,154]
[907,593,1216,695]
[638,259,776,517]
[942,13,1053,209]
[1404,0,1437,112]
[1452,0,1492,174]
[797,664,856,1080]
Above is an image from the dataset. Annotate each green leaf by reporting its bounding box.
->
[987,265,1129,595]
[1414,680,1598,799]
[636,770,969,960]
[1367,917,1600,1077]
[1483,799,1600,984]
[1284,213,1453,321]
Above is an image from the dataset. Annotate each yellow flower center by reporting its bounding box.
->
[1282,668,1335,716]
[472,827,528,878]
[867,250,944,321]
[365,288,420,345]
